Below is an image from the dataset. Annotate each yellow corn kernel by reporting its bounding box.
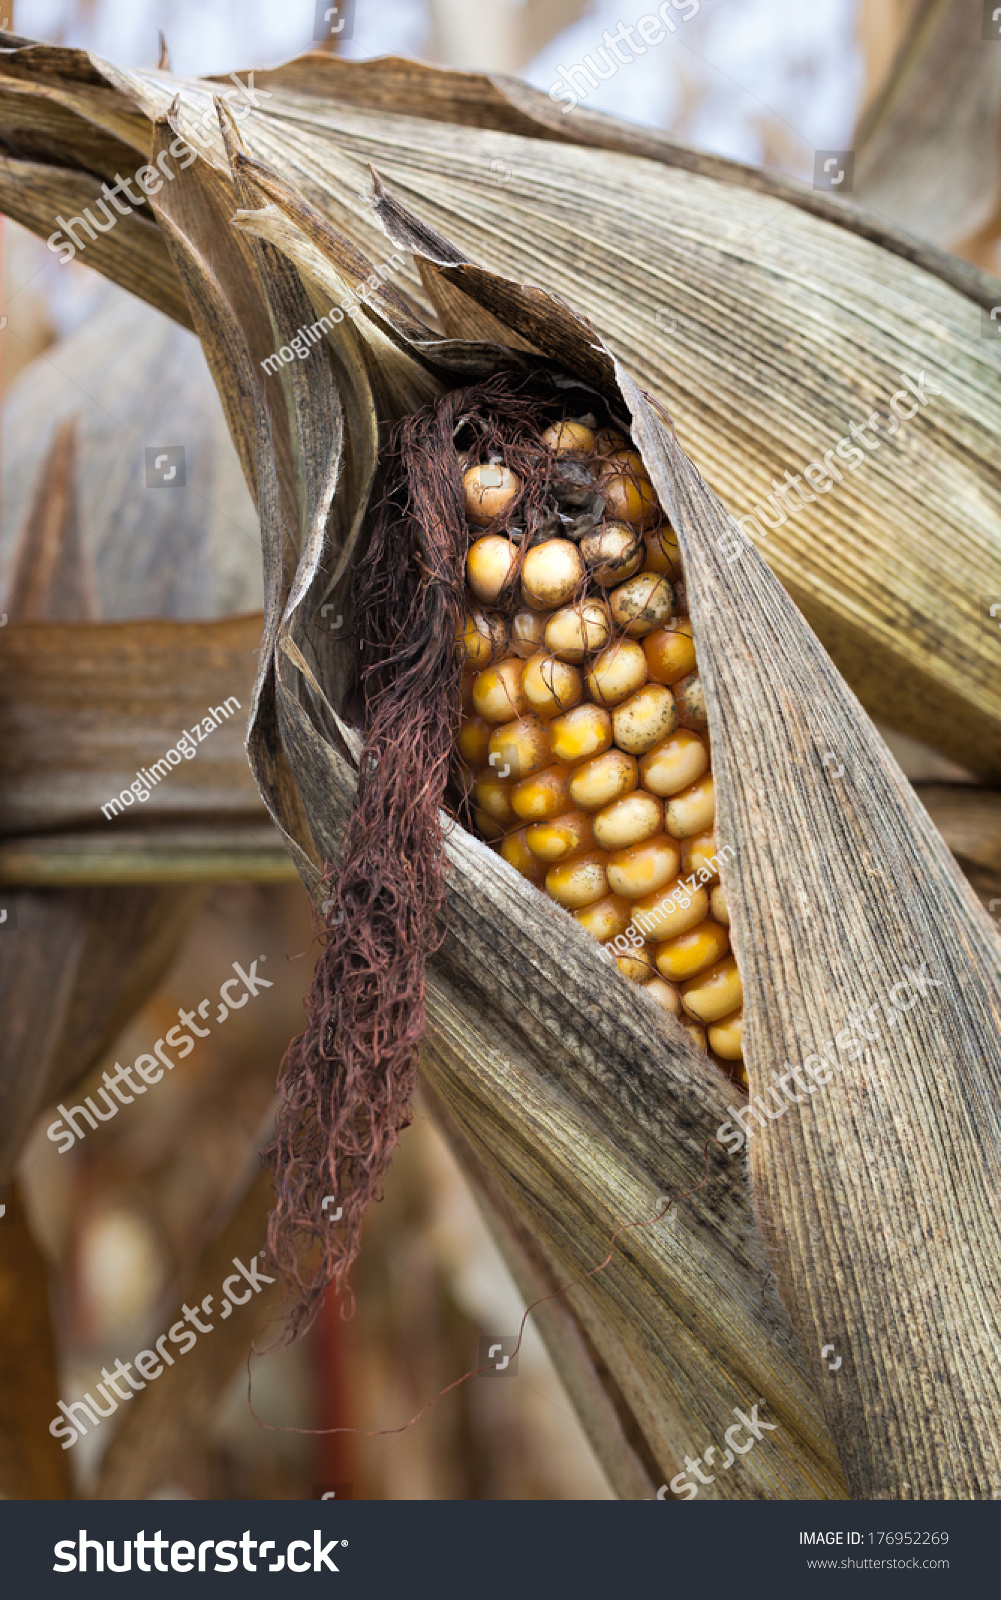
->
[511,763,573,821]
[681,956,743,1024]
[487,716,551,781]
[643,524,680,575]
[525,810,595,864]
[541,419,595,456]
[591,791,664,850]
[472,656,528,722]
[500,827,548,885]
[510,607,547,658]
[546,850,609,909]
[598,450,659,528]
[569,748,638,812]
[615,946,655,983]
[680,827,719,884]
[675,670,707,731]
[611,683,678,755]
[664,774,715,839]
[708,1007,743,1062]
[464,463,521,527]
[607,835,681,899]
[521,651,582,719]
[654,918,730,982]
[549,703,612,766]
[645,976,682,1015]
[638,728,708,797]
[466,533,519,604]
[473,770,516,827]
[682,1020,707,1052]
[573,893,631,941]
[472,807,505,842]
[643,619,696,685]
[586,638,648,707]
[608,572,675,637]
[579,521,643,587]
[457,715,491,768]
[709,884,729,926]
[544,599,611,662]
[460,606,507,669]
[631,880,709,941]
[521,538,585,610]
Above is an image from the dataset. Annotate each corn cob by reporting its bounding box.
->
[455,411,746,1084]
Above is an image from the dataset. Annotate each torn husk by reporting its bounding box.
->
[1,39,1000,781]
[47,89,994,1498]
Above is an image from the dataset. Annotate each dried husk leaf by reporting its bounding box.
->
[120,93,1001,1498]
[854,0,1001,251]
[0,40,999,779]
[128,112,847,1498]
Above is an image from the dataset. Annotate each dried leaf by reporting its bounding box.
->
[0,42,998,779]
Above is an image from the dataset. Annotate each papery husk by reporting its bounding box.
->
[96,79,1000,1498]
[854,0,1001,255]
[0,38,999,780]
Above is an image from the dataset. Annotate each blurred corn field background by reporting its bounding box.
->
[1,0,997,1501]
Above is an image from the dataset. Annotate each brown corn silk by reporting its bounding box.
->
[266,373,580,1327]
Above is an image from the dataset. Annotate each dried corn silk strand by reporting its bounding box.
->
[265,373,583,1331]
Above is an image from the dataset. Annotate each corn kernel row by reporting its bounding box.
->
[455,418,744,1079]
